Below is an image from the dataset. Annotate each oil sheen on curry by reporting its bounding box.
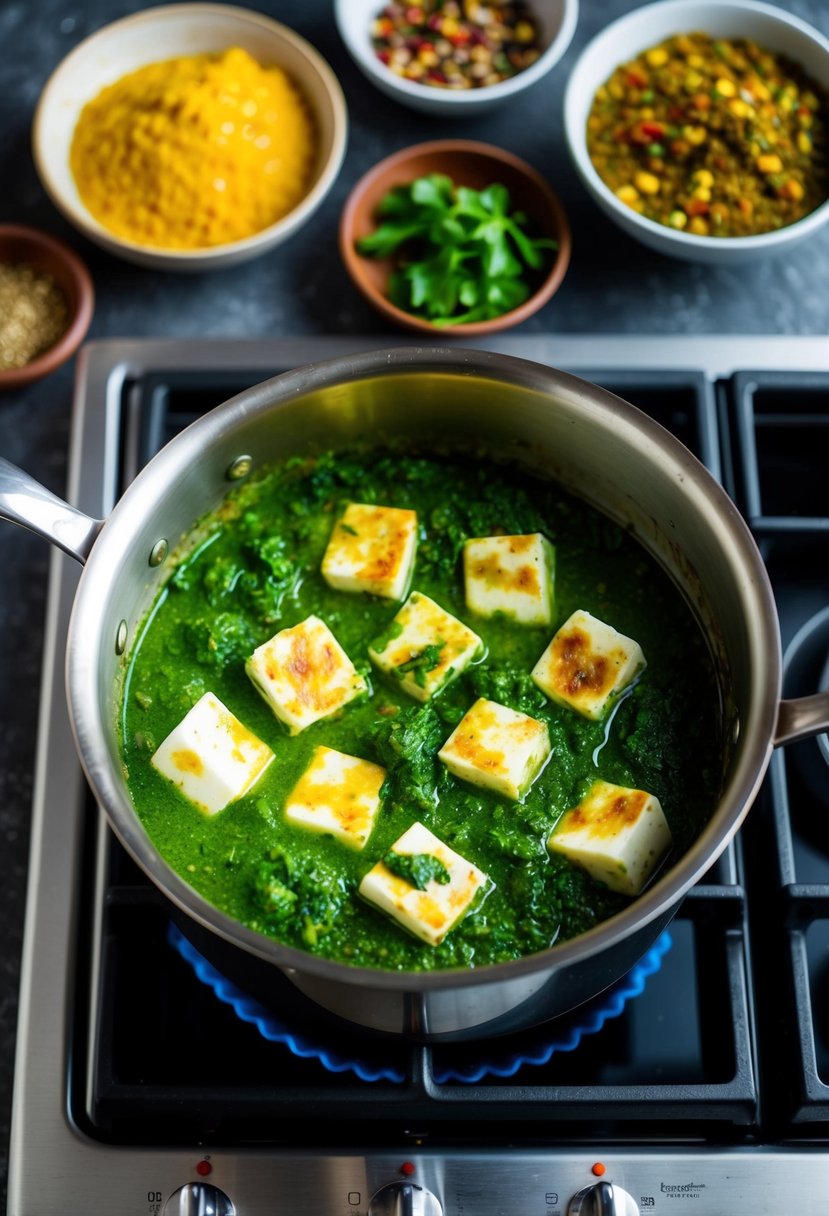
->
[121,446,722,971]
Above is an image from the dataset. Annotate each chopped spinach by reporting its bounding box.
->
[254,846,350,949]
[382,850,451,890]
[368,703,446,812]
[396,640,446,688]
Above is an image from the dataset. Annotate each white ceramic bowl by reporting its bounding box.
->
[335,0,578,116]
[563,0,829,262]
[33,4,348,272]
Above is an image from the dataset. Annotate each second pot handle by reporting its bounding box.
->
[0,456,103,565]
[775,692,829,747]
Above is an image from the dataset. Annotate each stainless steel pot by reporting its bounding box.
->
[3,347,828,1040]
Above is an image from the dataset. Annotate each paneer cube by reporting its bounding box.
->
[438,697,551,802]
[368,591,484,703]
[321,502,418,600]
[531,609,646,720]
[463,532,555,626]
[284,745,385,850]
[150,691,274,816]
[548,779,672,897]
[246,615,367,735]
[359,821,489,946]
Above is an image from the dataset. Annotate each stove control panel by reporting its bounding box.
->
[138,1147,829,1216]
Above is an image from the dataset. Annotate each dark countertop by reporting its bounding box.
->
[2,0,828,1205]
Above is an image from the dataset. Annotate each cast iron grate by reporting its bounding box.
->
[722,373,829,1138]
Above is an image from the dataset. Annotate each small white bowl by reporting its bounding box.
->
[563,0,829,262]
[33,4,348,272]
[335,0,578,117]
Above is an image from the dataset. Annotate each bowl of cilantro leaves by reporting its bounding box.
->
[339,140,571,334]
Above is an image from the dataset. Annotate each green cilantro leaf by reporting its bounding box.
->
[354,174,557,326]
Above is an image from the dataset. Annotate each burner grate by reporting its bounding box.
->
[167,920,674,1086]
[83,819,757,1144]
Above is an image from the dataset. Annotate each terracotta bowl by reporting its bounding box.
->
[0,225,94,390]
[339,140,571,337]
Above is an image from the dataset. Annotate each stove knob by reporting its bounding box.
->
[567,1181,638,1216]
[164,1182,235,1216]
[369,1181,443,1216]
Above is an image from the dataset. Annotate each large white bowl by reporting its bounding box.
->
[563,0,829,263]
[33,4,348,272]
[335,0,578,117]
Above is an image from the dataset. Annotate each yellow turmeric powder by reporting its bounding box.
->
[70,47,317,249]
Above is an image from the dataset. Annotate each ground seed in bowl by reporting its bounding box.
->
[0,262,68,371]
[586,32,829,237]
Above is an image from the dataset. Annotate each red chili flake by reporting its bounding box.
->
[626,68,648,88]
[376,49,391,63]
[629,120,665,143]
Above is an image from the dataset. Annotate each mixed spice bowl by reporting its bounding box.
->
[564,0,829,262]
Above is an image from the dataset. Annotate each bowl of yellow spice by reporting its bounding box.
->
[33,4,348,271]
[563,0,829,262]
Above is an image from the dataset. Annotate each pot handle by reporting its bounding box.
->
[0,457,103,565]
[775,693,829,747]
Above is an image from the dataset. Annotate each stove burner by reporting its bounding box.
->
[168,922,672,1084]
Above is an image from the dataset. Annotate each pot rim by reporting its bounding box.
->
[66,345,781,992]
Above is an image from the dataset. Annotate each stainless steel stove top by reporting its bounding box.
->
[8,334,829,1216]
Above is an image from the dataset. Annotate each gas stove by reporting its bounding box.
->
[8,334,829,1215]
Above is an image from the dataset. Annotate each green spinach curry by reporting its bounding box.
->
[121,446,722,971]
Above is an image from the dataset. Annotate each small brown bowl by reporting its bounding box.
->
[0,224,94,390]
[339,140,571,337]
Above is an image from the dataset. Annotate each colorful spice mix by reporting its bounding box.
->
[370,1,541,90]
[586,33,829,237]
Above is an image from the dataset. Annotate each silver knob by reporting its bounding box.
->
[568,1181,639,1215]
[164,1182,235,1216]
[369,1181,443,1216]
